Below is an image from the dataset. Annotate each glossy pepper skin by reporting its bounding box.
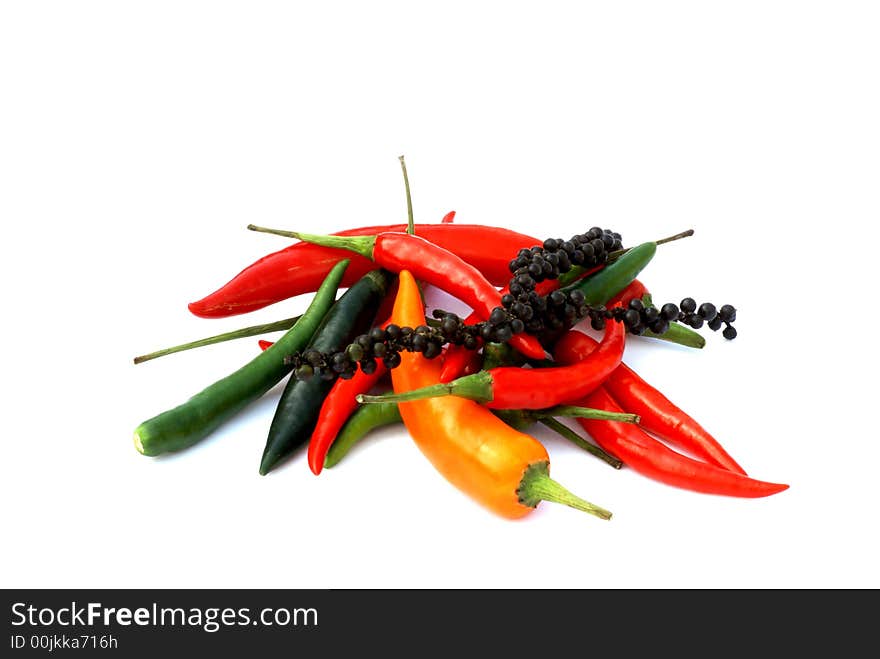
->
[390,270,563,519]
[553,329,746,474]
[573,388,788,498]
[189,222,541,318]
[483,319,624,408]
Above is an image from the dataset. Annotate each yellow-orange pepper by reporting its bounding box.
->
[389,269,611,520]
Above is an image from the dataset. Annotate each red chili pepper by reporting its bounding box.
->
[358,318,625,409]
[251,228,548,360]
[303,308,399,475]
[553,329,747,474]
[308,360,388,476]
[573,388,788,498]
[190,222,540,318]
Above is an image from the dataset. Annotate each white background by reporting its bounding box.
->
[2,1,878,589]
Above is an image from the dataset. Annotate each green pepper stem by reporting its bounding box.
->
[246,224,377,260]
[356,371,494,405]
[541,405,639,424]
[606,228,694,262]
[655,228,695,246]
[133,316,302,364]
[399,155,415,235]
[538,417,624,469]
[517,462,612,520]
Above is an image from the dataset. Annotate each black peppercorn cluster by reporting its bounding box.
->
[284,317,481,381]
[282,227,738,383]
[283,297,737,383]
[485,227,623,341]
[673,298,738,339]
[604,297,737,338]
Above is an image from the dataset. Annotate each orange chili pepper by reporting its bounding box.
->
[389,269,612,520]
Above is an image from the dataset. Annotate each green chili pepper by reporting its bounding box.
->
[323,401,402,469]
[259,268,393,475]
[558,241,706,349]
[564,241,657,306]
[133,259,351,457]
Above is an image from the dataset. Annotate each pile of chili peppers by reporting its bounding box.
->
[133,163,788,521]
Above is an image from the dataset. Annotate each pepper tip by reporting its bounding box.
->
[133,431,146,455]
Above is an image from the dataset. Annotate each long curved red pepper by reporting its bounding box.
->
[189,222,541,318]
[573,388,788,498]
[554,329,747,474]
[358,318,625,410]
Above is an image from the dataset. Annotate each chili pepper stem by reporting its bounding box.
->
[399,155,415,235]
[357,371,494,404]
[538,417,624,469]
[132,316,303,364]
[604,228,695,263]
[517,462,612,520]
[557,227,694,289]
[542,405,640,424]
[247,224,377,260]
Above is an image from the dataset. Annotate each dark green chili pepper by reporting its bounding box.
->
[323,401,402,469]
[259,268,392,475]
[134,259,351,457]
